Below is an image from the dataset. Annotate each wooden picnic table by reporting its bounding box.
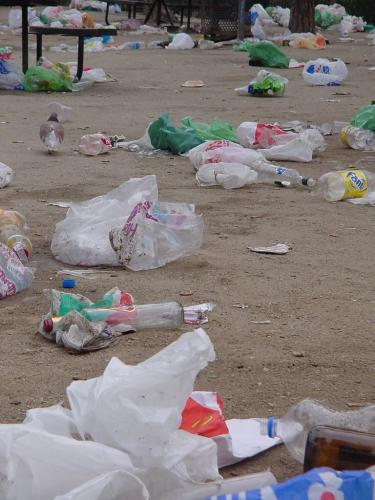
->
[0,0,57,72]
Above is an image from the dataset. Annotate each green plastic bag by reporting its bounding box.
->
[23,65,73,92]
[350,102,375,132]
[148,113,203,154]
[180,116,238,142]
[314,10,343,28]
[237,41,289,69]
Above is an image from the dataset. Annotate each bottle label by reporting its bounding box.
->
[338,169,368,199]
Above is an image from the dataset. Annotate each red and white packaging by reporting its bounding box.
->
[187,140,242,170]
[237,122,294,149]
[79,133,113,156]
[180,391,280,468]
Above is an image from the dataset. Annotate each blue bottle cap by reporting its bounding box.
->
[267,416,275,438]
[62,279,76,289]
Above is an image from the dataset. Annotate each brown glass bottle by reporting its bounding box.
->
[304,425,375,472]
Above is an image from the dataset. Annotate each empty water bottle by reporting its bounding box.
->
[122,41,145,50]
[260,399,375,463]
[253,162,314,188]
[340,125,375,151]
[0,209,32,263]
[316,168,375,201]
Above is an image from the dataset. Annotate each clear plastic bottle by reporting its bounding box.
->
[42,301,214,336]
[260,399,375,463]
[147,40,164,49]
[0,209,32,263]
[340,125,375,151]
[316,168,375,201]
[253,162,314,188]
[122,41,145,50]
[198,39,216,50]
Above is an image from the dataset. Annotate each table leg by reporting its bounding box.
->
[144,0,157,24]
[36,33,42,62]
[187,0,192,29]
[105,1,110,25]
[21,4,28,73]
[76,36,84,81]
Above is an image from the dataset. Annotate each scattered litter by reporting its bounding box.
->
[52,175,203,270]
[289,58,305,69]
[181,80,205,88]
[0,162,13,188]
[45,201,72,208]
[260,398,375,463]
[0,209,32,264]
[368,67,375,71]
[0,59,23,90]
[38,287,214,351]
[61,278,76,289]
[179,290,194,296]
[56,269,112,278]
[78,133,112,155]
[48,101,72,122]
[166,33,195,50]
[236,41,289,69]
[289,34,326,50]
[235,70,287,97]
[322,98,341,103]
[250,320,271,324]
[302,58,348,86]
[0,243,33,299]
[232,304,249,309]
[292,351,305,358]
[248,244,289,255]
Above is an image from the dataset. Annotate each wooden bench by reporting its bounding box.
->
[29,26,117,81]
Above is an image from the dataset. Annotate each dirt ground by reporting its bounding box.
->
[0,9,375,484]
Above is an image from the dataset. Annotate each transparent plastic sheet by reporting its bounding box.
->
[109,200,203,271]
[51,175,158,266]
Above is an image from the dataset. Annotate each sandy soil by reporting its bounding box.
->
[0,9,375,483]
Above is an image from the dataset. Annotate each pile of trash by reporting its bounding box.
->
[38,287,214,351]
[51,174,204,269]
[0,56,108,92]
[1,328,375,498]
[6,6,97,30]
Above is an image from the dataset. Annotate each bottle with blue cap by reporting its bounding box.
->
[260,399,375,463]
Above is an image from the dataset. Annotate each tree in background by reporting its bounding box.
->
[289,0,315,32]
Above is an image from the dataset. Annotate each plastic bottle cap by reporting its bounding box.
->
[62,279,76,289]
[267,416,275,438]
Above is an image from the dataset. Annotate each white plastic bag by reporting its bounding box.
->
[0,162,13,188]
[67,329,215,466]
[0,59,23,90]
[8,7,22,28]
[51,175,158,266]
[78,133,112,156]
[251,18,266,40]
[196,163,258,189]
[189,144,264,171]
[23,404,78,438]
[0,425,137,500]
[302,58,348,86]
[55,470,150,500]
[187,140,243,170]
[166,33,195,50]
[109,199,204,271]
[258,129,326,162]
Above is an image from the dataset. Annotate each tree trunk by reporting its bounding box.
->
[289,0,315,33]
